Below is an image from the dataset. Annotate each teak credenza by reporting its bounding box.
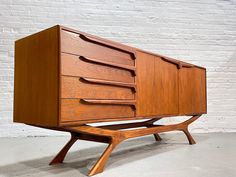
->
[14,25,207,176]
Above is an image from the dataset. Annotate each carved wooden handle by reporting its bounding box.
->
[79,56,136,75]
[160,57,194,69]
[79,34,136,59]
[81,98,136,107]
[80,77,136,92]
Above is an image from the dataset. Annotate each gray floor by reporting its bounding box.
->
[0,133,235,177]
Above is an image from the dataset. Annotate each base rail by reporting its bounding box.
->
[49,115,201,176]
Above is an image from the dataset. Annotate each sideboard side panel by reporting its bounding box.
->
[14,26,59,127]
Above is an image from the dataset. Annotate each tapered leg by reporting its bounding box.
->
[145,120,163,142]
[178,115,201,145]
[88,139,121,176]
[182,128,196,145]
[153,133,162,141]
[49,133,78,165]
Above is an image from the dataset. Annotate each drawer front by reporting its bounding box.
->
[61,30,135,66]
[61,53,134,83]
[61,99,135,122]
[61,76,135,99]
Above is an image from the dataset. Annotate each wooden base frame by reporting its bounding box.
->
[50,115,201,176]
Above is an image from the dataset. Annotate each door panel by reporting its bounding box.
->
[136,51,155,116]
[179,67,206,115]
[136,51,178,116]
[153,56,179,115]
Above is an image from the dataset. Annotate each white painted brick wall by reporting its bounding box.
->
[0,0,236,137]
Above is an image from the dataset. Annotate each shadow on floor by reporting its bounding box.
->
[0,134,208,177]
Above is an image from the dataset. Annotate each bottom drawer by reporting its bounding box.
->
[61,99,135,122]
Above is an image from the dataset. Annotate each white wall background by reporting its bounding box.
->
[0,0,236,137]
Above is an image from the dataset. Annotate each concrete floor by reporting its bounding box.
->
[0,133,235,177]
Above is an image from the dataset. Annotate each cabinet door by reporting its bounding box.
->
[136,52,155,116]
[136,51,178,116]
[179,67,206,115]
[153,56,179,115]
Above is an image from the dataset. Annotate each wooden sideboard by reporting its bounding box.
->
[14,25,207,176]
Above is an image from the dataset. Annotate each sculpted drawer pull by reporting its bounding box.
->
[79,34,136,59]
[80,77,136,92]
[160,57,194,69]
[81,98,136,107]
[79,56,136,75]
[180,63,194,68]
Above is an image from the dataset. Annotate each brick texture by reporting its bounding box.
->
[0,0,236,137]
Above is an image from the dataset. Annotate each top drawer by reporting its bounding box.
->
[61,30,135,66]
